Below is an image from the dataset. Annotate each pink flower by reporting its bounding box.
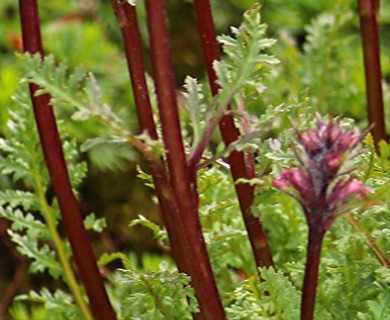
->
[272,168,314,206]
[328,177,371,208]
[273,114,370,230]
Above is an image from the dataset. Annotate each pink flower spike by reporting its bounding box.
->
[329,178,371,205]
[273,115,370,228]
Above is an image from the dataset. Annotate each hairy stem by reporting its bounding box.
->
[19,1,116,319]
[357,0,387,149]
[193,0,274,269]
[145,1,225,318]
[301,225,325,320]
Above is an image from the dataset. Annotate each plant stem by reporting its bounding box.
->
[301,224,325,320]
[188,85,237,169]
[145,1,226,318]
[347,214,390,268]
[33,171,92,320]
[19,1,116,319]
[193,0,274,269]
[110,0,189,283]
[110,2,158,140]
[357,0,388,150]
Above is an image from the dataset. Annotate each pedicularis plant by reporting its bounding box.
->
[0,0,389,319]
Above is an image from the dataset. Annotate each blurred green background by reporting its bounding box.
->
[1,0,389,131]
[0,0,389,318]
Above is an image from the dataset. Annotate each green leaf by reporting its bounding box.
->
[0,190,37,210]
[18,52,126,134]
[98,252,128,268]
[136,165,155,189]
[0,207,49,239]
[15,288,80,320]
[129,215,167,244]
[226,269,300,319]
[216,4,278,94]
[182,76,208,147]
[115,264,198,319]
[8,230,63,279]
[84,213,107,232]
[80,135,127,152]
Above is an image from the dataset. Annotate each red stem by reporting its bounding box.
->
[357,0,388,149]
[109,0,188,280]
[144,1,225,319]
[301,225,325,320]
[193,0,274,269]
[19,1,116,319]
[146,0,226,320]
[110,2,158,139]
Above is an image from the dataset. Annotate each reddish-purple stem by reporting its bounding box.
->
[109,0,189,283]
[193,0,274,269]
[301,224,325,320]
[110,2,158,139]
[358,0,387,149]
[19,1,116,319]
[144,1,225,319]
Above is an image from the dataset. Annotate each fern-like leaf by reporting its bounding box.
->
[214,4,278,97]
[8,230,63,278]
[182,76,209,147]
[115,262,198,319]
[18,53,124,132]
[0,206,49,239]
[0,190,37,210]
[15,288,81,320]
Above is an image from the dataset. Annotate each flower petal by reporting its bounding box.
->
[328,178,371,205]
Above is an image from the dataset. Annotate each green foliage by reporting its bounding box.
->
[129,214,168,245]
[8,230,63,278]
[197,166,255,288]
[300,5,364,117]
[2,2,389,319]
[356,292,390,320]
[257,1,387,127]
[0,87,61,278]
[0,85,94,316]
[226,268,300,319]
[13,288,81,320]
[98,252,128,269]
[182,76,209,148]
[113,262,198,320]
[84,213,107,233]
[179,4,279,160]
[18,53,123,129]
[0,87,46,186]
[214,4,278,102]
[18,53,138,171]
